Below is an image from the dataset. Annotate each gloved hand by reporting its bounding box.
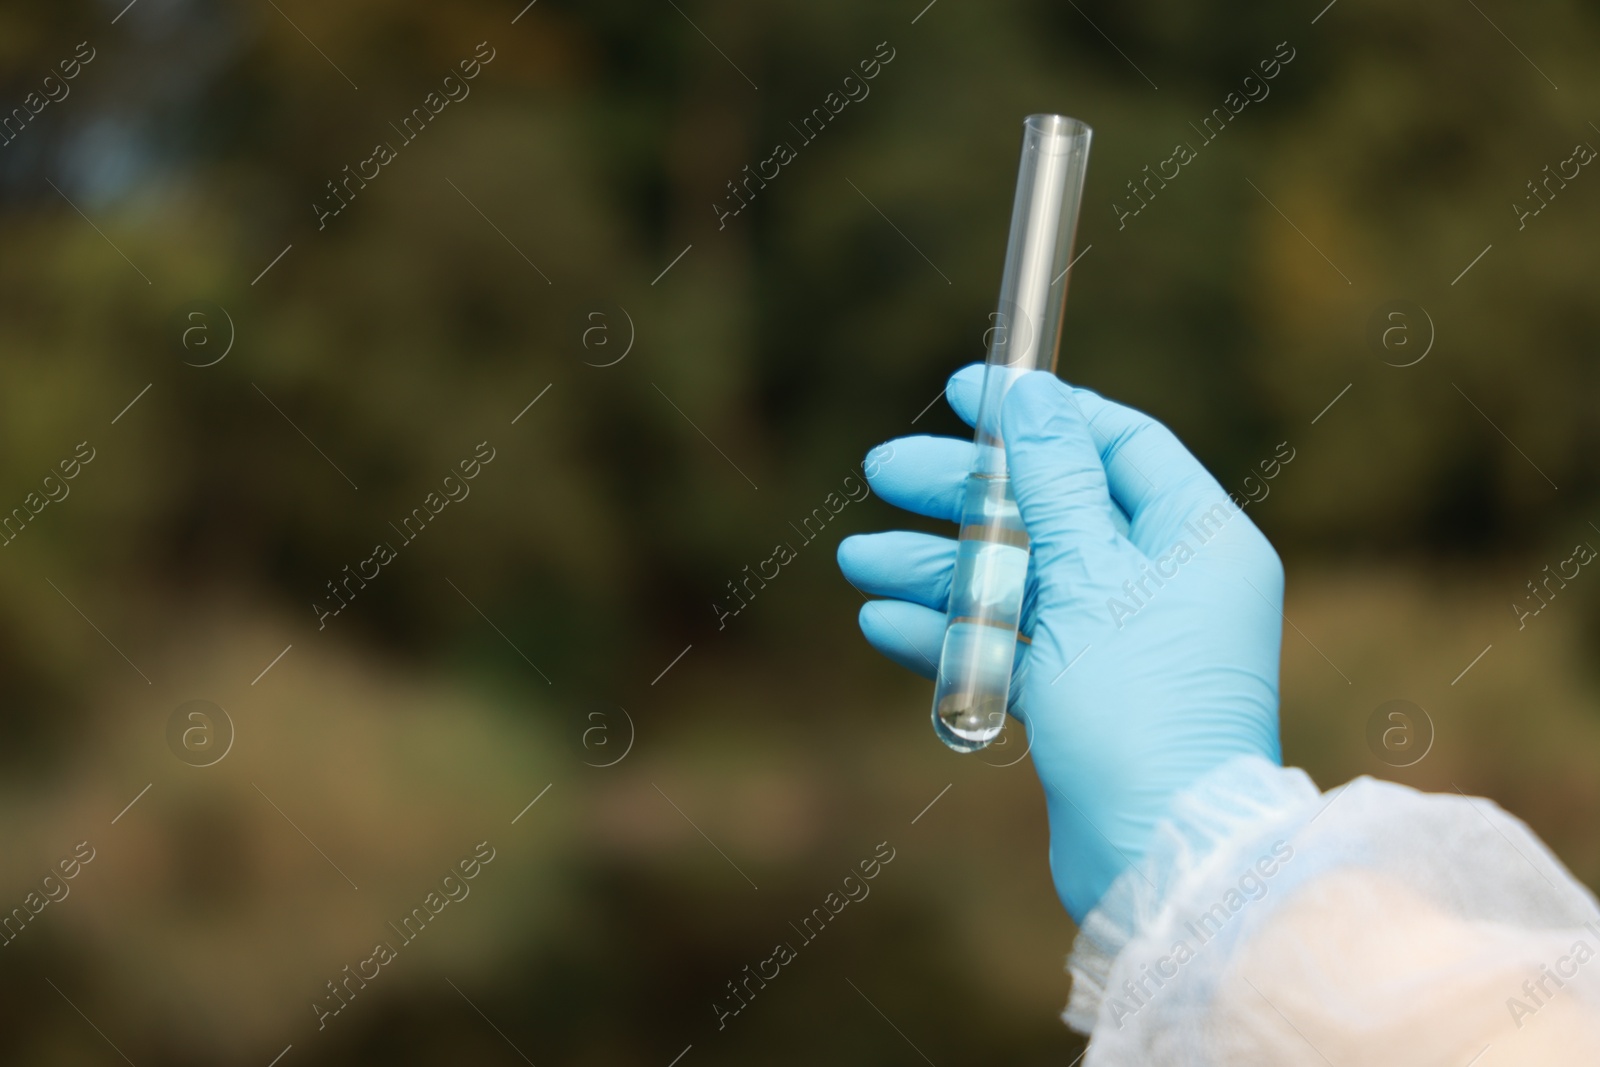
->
[838,366,1284,922]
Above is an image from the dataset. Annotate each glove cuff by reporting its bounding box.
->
[1062,754,1319,1034]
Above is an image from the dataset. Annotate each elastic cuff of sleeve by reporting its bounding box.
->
[1061,755,1320,1034]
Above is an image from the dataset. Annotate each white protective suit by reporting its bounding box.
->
[1065,756,1600,1065]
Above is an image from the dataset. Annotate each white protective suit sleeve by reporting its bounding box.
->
[1064,754,1600,1066]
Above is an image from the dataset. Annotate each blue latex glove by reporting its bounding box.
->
[838,366,1283,922]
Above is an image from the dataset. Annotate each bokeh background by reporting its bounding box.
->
[0,0,1597,1063]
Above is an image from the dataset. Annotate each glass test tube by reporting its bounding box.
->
[931,114,1092,753]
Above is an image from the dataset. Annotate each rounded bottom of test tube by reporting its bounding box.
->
[930,621,1016,753]
[932,692,1008,753]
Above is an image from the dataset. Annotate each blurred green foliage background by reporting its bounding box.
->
[0,0,1597,1063]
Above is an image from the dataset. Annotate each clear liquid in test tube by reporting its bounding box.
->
[931,114,1092,753]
